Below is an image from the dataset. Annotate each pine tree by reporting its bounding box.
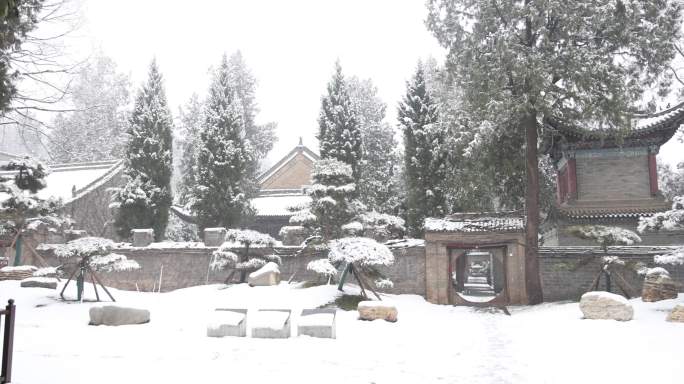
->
[176,94,204,207]
[426,0,682,304]
[190,54,254,232]
[348,76,401,214]
[398,64,447,237]
[317,61,363,182]
[111,59,174,241]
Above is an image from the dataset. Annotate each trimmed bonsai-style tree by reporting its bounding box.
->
[52,237,140,302]
[210,229,281,283]
[307,237,394,299]
[567,225,642,297]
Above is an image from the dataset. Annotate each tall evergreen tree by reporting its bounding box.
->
[348,76,400,214]
[398,64,448,236]
[175,93,204,207]
[427,0,682,303]
[317,61,362,182]
[111,60,174,241]
[190,54,254,232]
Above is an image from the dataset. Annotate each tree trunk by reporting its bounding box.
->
[523,112,544,304]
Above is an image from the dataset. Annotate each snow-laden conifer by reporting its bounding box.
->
[398,64,447,236]
[111,59,174,241]
[317,61,362,182]
[190,54,255,231]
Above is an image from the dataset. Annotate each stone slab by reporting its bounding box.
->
[89,305,150,326]
[252,309,291,338]
[207,309,247,337]
[297,308,336,339]
[20,277,58,289]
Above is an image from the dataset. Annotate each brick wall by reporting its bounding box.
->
[39,244,426,296]
[540,248,684,301]
[576,155,650,201]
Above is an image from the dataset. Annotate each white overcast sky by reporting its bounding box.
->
[77,0,445,166]
[64,0,683,167]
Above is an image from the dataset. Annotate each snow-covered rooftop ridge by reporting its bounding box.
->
[425,212,524,233]
[257,142,319,184]
[385,238,425,248]
[632,100,684,130]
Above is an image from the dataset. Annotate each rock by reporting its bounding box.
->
[642,271,679,302]
[579,291,633,321]
[132,228,154,247]
[89,305,150,326]
[666,304,684,323]
[207,309,247,337]
[204,227,227,247]
[0,265,38,281]
[357,301,398,322]
[248,262,280,286]
[20,277,58,289]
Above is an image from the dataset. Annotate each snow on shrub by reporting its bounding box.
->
[312,159,353,180]
[328,237,394,267]
[638,196,684,233]
[654,247,684,266]
[567,225,642,250]
[374,278,394,289]
[225,228,277,247]
[342,221,363,236]
[52,237,140,272]
[306,258,338,277]
[211,244,239,271]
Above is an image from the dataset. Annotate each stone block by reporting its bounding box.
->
[642,271,679,302]
[252,309,291,338]
[248,262,280,286]
[204,227,227,247]
[579,291,633,321]
[89,305,150,326]
[298,308,336,339]
[207,309,247,337]
[279,225,308,246]
[20,277,58,289]
[666,304,684,323]
[357,301,398,322]
[132,229,154,247]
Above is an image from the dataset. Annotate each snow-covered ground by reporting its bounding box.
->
[0,280,682,384]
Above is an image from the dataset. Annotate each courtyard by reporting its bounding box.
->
[1,280,682,384]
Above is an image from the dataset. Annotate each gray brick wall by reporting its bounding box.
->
[576,155,650,201]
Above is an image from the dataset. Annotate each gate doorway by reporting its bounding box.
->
[450,247,507,304]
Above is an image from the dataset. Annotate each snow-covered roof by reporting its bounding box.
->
[0,159,123,204]
[544,102,684,153]
[251,194,311,217]
[424,213,525,233]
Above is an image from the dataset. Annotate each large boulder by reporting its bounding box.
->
[89,305,150,326]
[580,291,633,321]
[357,301,398,322]
[20,277,58,289]
[666,304,684,323]
[642,269,679,302]
[248,262,280,287]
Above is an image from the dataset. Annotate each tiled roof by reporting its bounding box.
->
[557,201,670,220]
[424,212,524,233]
[544,101,684,151]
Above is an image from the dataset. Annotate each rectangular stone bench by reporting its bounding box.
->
[251,309,291,338]
[207,308,247,337]
[298,308,336,339]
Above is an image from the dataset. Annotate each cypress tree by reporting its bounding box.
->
[112,59,174,241]
[317,61,362,182]
[190,54,254,231]
[398,64,447,237]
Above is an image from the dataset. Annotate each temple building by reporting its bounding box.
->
[542,103,684,246]
[248,139,318,237]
